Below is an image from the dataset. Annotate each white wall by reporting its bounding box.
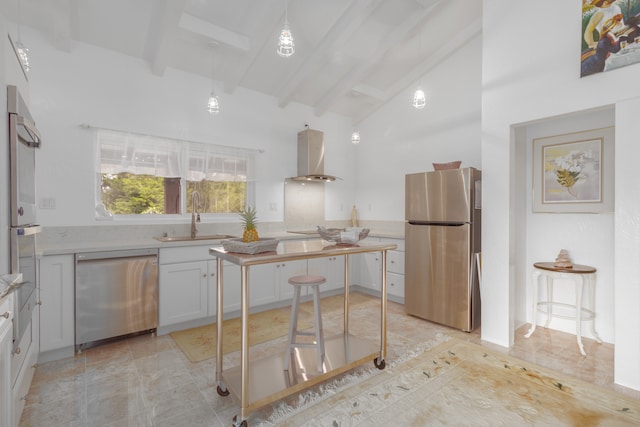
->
[356,36,482,221]
[483,0,640,390]
[23,27,357,228]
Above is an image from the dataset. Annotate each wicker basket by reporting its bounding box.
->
[221,238,279,254]
[317,226,369,244]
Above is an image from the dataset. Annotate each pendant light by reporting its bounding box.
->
[412,88,426,109]
[16,0,30,72]
[277,0,295,58]
[351,130,361,144]
[207,47,219,115]
[412,28,426,110]
[207,91,219,115]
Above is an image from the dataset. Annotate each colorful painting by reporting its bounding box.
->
[581,0,640,77]
[532,128,614,213]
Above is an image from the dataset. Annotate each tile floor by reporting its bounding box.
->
[19,294,639,426]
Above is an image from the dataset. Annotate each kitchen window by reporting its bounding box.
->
[95,129,256,218]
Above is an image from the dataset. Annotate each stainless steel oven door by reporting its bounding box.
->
[8,85,42,227]
[10,226,40,353]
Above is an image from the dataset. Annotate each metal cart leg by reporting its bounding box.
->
[216,258,229,396]
[375,250,387,370]
[237,265,250,425]
[344,254,350,335]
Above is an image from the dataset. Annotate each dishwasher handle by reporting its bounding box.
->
[76,248,158,262]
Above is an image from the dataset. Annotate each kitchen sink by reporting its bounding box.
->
[154,234,236,242]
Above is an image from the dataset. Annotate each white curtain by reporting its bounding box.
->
[186,142,252,182]
[97,129,256,181]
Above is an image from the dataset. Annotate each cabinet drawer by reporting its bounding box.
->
[387,251,404,274]
[381,238,404,251]
[387,272,404,298]
[159,245,213,264]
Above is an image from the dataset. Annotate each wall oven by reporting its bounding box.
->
[9,226,39,358]
[8,85,42,357]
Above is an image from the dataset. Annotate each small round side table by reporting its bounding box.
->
[525,262,602,356]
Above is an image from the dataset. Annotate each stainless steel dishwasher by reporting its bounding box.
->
[75,248,158,350]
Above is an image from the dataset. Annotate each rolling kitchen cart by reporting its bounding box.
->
[210,239,396,426]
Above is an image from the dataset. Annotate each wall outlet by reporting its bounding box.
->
[39,197,56,209]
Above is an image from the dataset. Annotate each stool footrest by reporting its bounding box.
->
[288,342,321,348]
[293,331,317,337]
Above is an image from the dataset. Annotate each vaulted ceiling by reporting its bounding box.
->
[2,0,481,124]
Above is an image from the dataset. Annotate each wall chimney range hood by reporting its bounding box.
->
[291,126,339,182]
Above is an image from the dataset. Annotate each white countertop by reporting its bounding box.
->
[210,239,398,266]
[37,230,404,256]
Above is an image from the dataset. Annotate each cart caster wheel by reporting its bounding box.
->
[374,357,386,370]
[217,385,230,396]
[232,415,248,427]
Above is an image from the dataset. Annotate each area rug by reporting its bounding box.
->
[253,338,640,426]
[171,292,375,363]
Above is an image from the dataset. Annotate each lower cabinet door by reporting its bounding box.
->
[1,307,12,427]
[39,254,74,353]
[159,261,208,327]
[387,272,405,299]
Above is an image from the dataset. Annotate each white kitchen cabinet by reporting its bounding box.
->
[275,260,308,301]
[386,249,404,275]
[387,272,405,299]
[159,261,209,327]
[215,261,242,314]
[12,317,38,427]
[158,247,244,329]
[39,255,75,355]
[357,252,383,291]
[384,238,405,302]
[244,263,279,308]
[386,246,405,300]
[350,237,405,302]
[308,256,345,292]
[1,294,13,427]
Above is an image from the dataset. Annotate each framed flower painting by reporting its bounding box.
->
[532,127,614,213]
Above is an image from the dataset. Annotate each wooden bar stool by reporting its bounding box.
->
[284,274,326,372]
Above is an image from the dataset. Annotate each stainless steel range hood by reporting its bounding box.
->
[291,127,339,182]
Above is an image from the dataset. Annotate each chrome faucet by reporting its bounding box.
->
[190,191,201,238]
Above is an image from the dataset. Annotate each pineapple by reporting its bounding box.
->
[240,206,259,242]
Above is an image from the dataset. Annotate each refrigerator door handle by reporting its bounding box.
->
[407,221,467,227]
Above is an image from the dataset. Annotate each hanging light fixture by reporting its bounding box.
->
[412,87,426,109]
[207,91,219,115]
[277,0,295,58]
[351,130,361,144]
[411,27,427,110]
[16,0,30,72]
[207,47,219,115]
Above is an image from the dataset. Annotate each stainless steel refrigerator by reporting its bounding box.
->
[404,167,481,331]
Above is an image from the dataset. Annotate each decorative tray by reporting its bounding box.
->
[221,238,279,254]
[317,226,370,245]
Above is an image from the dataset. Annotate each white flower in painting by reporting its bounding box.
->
[553,150,593,197]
